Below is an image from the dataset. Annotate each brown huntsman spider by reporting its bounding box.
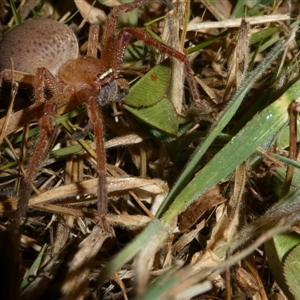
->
[0,0,209,229]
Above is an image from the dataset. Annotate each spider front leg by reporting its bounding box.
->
[104,24,210,111]
[77,88,108,229]
[15,68,63,224]
[101,0,154,62]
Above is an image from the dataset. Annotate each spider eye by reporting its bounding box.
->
[97,68,113,80]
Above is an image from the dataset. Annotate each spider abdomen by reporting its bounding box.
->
[0,18,78,75]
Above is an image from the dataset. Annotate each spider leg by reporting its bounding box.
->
[115,27,211,111]
[14,67,62,224]
[0,69,35,86]
[87,24,100,57]
[101,0,154,63]
[100,0,207,110]
[77,88,108,230]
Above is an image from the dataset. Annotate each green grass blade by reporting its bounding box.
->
[21,244,47,290]
[9,0,20,25]
[161,79,300,224]
[99,219,169,283]
[157,35,292,218]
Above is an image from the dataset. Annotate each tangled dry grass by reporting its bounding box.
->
[0,0,300,299]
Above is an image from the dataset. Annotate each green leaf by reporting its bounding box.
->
[123,60,179,135]
[284,243,300,298]
[265,233,300,300]
[263,184,300,299]
[123,60,171,108]
[124,97,178,135]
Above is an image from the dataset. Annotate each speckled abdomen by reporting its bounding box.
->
[0,18,79,75]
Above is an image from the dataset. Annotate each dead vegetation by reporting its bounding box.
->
[0,0,300,299]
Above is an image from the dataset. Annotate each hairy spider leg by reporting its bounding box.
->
[12,0,205,228]
[77,87,108,229]
[15,68,65,224]
[101,1,210,111]
[101,0,154,62]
